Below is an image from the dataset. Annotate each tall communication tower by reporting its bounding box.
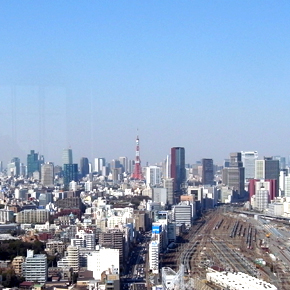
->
[131,135,145,180]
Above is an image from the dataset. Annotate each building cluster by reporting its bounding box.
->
[0,138,290,288]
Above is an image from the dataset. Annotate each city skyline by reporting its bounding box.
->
[1,138,290,169]
[1,2,290,165]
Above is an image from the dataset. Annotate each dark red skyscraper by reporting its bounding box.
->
[131,136,144,180]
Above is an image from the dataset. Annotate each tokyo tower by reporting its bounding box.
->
[131,135,145,180]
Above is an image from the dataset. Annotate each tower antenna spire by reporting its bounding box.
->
[131,133,144,180]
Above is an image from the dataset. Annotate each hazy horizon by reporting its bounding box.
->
[1,1,290,166]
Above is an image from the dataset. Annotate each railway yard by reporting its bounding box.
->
[161,207,290,290]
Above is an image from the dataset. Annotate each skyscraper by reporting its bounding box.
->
[111,159,121,171]
[80,157,89,178]
[264,157,280,180]
[27,150,42,177]
[94,158,106,174]
[241,151,258,181]
[255,157,280,180]
[7,157,20,177]
[62,148,73,166]
[170,147,185,192]
[255,157,280,196]
[201,158,214,186]
[222,152,245,199]
[41,162,54,187]
[63,164,78,187]
[162,155,171,179]
[273,156,286,170]
[119,156,128,173]
[163,178,174,205]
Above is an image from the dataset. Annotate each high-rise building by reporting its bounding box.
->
[285,176,290,197]
[41,162,54,187]
[264,157,280,180]
[163,178,174,205]
[241,151,258,181]
[57,245,79,273]
[27,150,42,177]
[170,147,185,192]
[255,157,280,180]
[119,157,128,173]
[22,250,47,283]
[248,179,277,201]
[80,157,89,178]
[111,168,120,184]
[94,158,106,174]
[146,166,161,186]
[201,158,214,186]
[128,159,134,174]
[162,155,171,179]
[63,164,78,186]
[255,160,265,179]
[7,157,20,177]
[149,241,159,274]
[255,188,269,211]
[152,188,167,204]
[62,148,73,166]
[20,163,26,176]
[111,159,121,172]
[99,230,124,266]
[222,152,245,199]
[255,157,280,195]
[273,156,286,170]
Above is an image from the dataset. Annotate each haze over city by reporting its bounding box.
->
[1,1,290,165]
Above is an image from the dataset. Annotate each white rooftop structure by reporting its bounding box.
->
[206,270,277,290]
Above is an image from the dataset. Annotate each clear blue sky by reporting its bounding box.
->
[0,1,290,166]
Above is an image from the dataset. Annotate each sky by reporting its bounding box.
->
[0,1,290,166]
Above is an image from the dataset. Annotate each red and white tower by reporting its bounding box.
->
[131,135,145,180]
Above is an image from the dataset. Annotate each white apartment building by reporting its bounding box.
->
[72,232,96,250]
[254,189,269,211]
[146,166,161,186]
[22,250,47,284]
[0,209,14,223]
[149,241,159,274]
[87,247,119,280]
[57,245,79,273]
